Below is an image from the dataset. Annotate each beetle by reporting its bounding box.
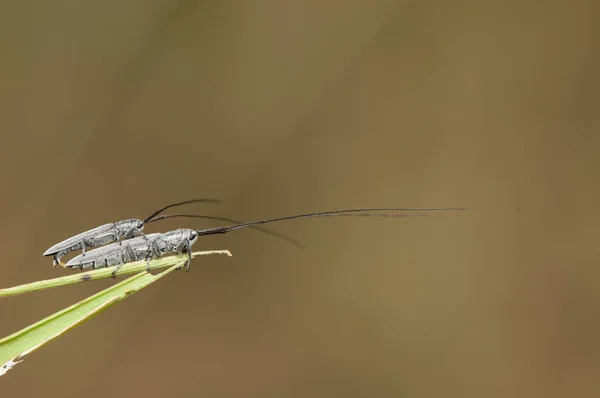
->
[43,199,221,266]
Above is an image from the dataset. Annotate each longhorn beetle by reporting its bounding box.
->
[64,207,469,278]
[43,199,223,266]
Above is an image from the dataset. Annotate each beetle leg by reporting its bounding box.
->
[81,238,97,258]
[53,252,67,267]
[173,238,188,270]
[114,229,122,246]
[175,238,193,272]
[111,259,123,279]
[152,239,163,257]
[186,239,192,271]
[143,250,152,272]
[111,244,135,278]
[145,240,161,272]
[175,238,192,272]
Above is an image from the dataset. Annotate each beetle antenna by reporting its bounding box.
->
[143,199,222,223]
[195,207,469,237]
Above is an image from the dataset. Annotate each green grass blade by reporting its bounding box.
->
[0,250,232,376]
[0,267,174,376]
[0,250,232,298]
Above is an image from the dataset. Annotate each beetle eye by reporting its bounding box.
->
[137,221,144,229]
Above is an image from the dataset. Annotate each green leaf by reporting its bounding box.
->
[0,250,232,298]
[0,250,232,376]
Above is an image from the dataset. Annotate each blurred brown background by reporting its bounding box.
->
[1,0,599,396]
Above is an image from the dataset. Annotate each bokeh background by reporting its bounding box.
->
[1,1,599,396]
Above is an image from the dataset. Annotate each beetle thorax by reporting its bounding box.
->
[163,229,198,250]
[115,219,144,238]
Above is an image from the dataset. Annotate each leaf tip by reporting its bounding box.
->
[1,356,24,377]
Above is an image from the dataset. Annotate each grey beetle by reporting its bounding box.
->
[43,199,221,266]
